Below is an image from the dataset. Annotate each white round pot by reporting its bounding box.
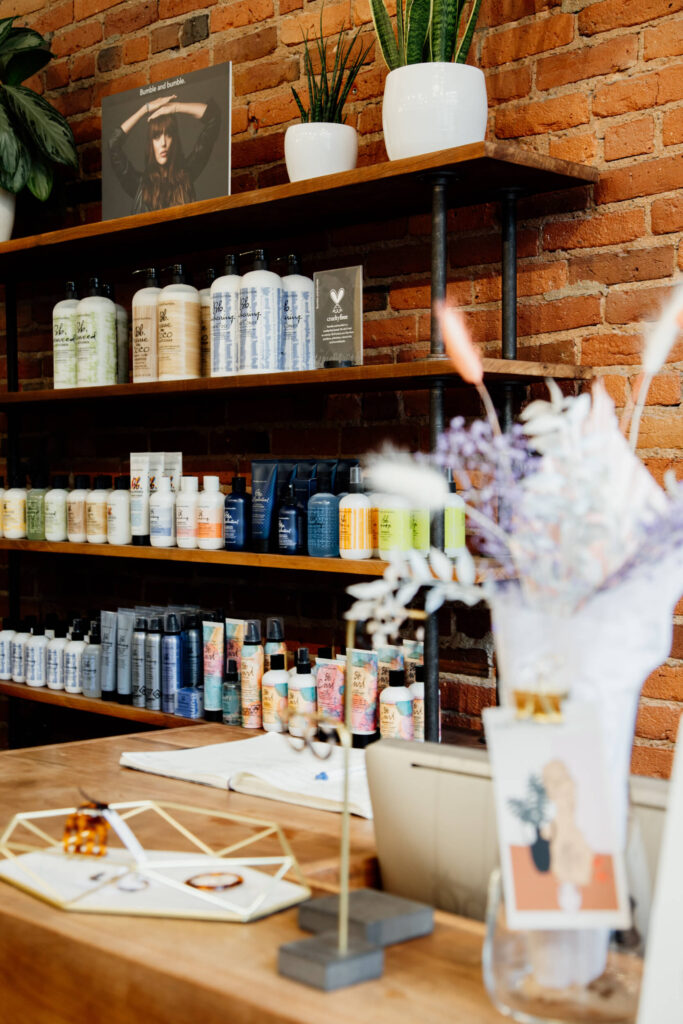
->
[382,62,488,161]
[284,122,358,182]
[0,188,15,243]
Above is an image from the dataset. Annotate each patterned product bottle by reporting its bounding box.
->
[211,254,241,376]
[157,264,200,381]
[75,277,116,387]
[238,250,282,374]
[280,254,314,371]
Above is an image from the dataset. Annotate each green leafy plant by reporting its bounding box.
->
[508,775,549,829]
[0,16,77,200]
[291,11,373,123]
[370,0,484,69]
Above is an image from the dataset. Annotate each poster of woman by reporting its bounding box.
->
[101,63,231,220]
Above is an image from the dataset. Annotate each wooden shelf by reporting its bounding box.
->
[0,538,389,576]
[0,142,597,276]
[0,356,592,406]
[0,679,202,726]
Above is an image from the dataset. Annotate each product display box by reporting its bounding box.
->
[313,266,363,368]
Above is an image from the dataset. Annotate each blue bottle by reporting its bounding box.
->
[161,613,183,714]
[278,483,301,554]
[224,475,251,551]
[182,613,202,688]
[307,466,340,557]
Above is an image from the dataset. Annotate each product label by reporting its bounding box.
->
[3,497,26,535]
[131,635,146,707]
[144,641,161,708]
[0,637,12,677]
[288,685,316,733]
[203,623,224,711]
[316,662,345,723]
[411,509,430,552]
[350,650,378,735]
[46,646,64,689]
[277,511,298,552]
[211,288,239,375]
[176,502,196,540]
[81,652,100,697]
[281,287,314,371]
[53,311,78,388]
[403,640,424,687]
[161,639,181,713]
[26,495,45,540]
[26,644,46,686]
[64,648,83,693]
[45,498,67,540]
[222,683,241,725]
[86,500,107,539]
[241,651,263,728]
[150,504,174,539]
[445,504,466,553]
[377,645,404,692]
[76,310,116,386]
[238,284,282,373]
[262,680,288,731]
[132,305,157,381]
[157,298,200,378]
[378,508,410,554]
[225,619,244,672]
[412,696,424,741]
[370,505,379,553]
[67,498,85,538]
[11,638,25,681]
[339,505,370,555]
[380,698,415,740]
[76,311,96,386]
[197,507,222,539]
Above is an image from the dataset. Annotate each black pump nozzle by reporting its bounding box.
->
[133,267,160,289]
[239,249,267,272]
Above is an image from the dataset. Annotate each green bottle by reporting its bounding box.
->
[26,475,47,541]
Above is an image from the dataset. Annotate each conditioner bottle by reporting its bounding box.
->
[199,267,217,378]
[76,277,116,387]
[339,466,371,560]
[157,264,200,380]
[281,254,314,371]
[239,250,282,374]
[131,267,161,383]
[53,281,79,389]
[211,253,240,376]
[3,474,27,540]
[103,282,129,384]
[45,475,69,542]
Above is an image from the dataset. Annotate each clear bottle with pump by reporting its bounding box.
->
[107,475,131,545]
[3,474,27,540]
[149,476,176,547]
[199,267,217,378]
[64,626,87,694]
[238,250,282,374]
[339,466,371,560]
[197,475,224,550]
[45,475,69,542]
[444,467,466,558]
[224,475,250,551]
[25,624,48,687]
[262,653,289,733]
[86,475,112,544]
[81,620,102,698]
[379,668,414,740]
[53,281,79,389]
[11,621,31,682]
[26,475,47,541]
[76,276,116,387]
[67,474,90,543]
[176,476,199,549]
[132,267,161,383]
[103,282,129,384]
[157,264,200,380]
[46,622,68,690]
[307,465,339,558]
[0,618,15,680]
[211,253,241,376]
[280,253,315,371]
[288,648,316,737]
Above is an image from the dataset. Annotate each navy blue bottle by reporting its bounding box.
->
[307,465,340,557]
[224,475,251,551]
[182,613,202,688]
[278,483,301,554]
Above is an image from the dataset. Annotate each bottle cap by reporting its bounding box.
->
[348,465,364,494]
[212,608,225,623]
[65,281,78,300]
[72,616,88,634]
[203,475,220,492]
[148,617,162,633]
[204,267,217,287]
[134,616,148,632]
[102,282,114,301]
[74,474,90,490]
[231,476,246,495]
[94,475,112,490]
[296,647,311,674]
[243,619,261,644]
[71,628,84,642]
[286,253,301,275]
[388,669,405,688]
[52,474,69,489]
[414,664,424,683]
[181,476,199,493]
[86,276,102,297]
[223,253,238,275]
[225,658,239,682]
[316,646,333,660]
[89,620,101,643]
[269,654,285,671]
[240,249,267,271]
[185,613,199,630]
[445,467,456,494]
[114,475,130,490]
[166,263,186,284]
[31,624,44,637]
[52,622,67,639]
[165,613,181,634]
[133,267,159,288]
[266,616,284,642]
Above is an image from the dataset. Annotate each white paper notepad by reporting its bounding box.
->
[120,732,373,819]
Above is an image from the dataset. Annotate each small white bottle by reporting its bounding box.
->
[53,280,79,389]
[132,267,162,383]
[0,618,16,680]
[157,263,201,380]
[379,668,415,740]
[239,250,282,374]
[4,475,28,540]
[81,619,102,699]
[444,468,466,558]
[210,254,241,376]
[75,277,117,387]
[196,475,224,550]
[64,626,87,694]
[339,466,371,560]
[86,475,112,544]
[199,266,217,378]
[288,648,316,738]
[10,621,31,682]
[149,475,176,547]
[176,475,199,549]
[67,474,90,543]
[46,622,68,691]
[103,282,129,385]
[280,253,315,371]
[262,653,289,733]
[410,664,425,742]
[107,475,131,545]
[44,474,69,542]
[25,625,48,688]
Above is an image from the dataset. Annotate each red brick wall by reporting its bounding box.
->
[1,0,682,775]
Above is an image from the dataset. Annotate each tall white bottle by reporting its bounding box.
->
[197,476,224,550]
[75,277,117,387]
[239,250,282,374]
[132,267,161,383]
[199,266,217,378]
[149,476,176,548]
[339,466,371,560]
[281,254,314,371]
[104,282,129,384]
[52,281,79,389]
[210,253,241,376]
[176,476,199,550]
[44,474,69,542]
[157,264,200,381]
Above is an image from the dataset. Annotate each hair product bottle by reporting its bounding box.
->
[199,266,217,378]
[281,253,315,371]
[11,621,31,682]
[222,658,241,725]
[197,475,224,550]
[378,494,411,558]
[410,664,425,741]
[161,613,182,714]
[277,482,301,554]
[149,475,176,548]
[145,616,162,711]
[3,474,27,540]
[444,467,466,558]
[176,475,199,549]
[76,277,117,387]
[86,475,112,544]
[46,622,68,691]
[307,464,339,558]
[262,653,289,733]
[239,250,282,374]
[211,253,241,376]
[157,264,200,380]
[411,502,431,556]
[107,475,131,545]
[53,281,79,389]
[241,619,264,728]
[131,616,147,708]
[288,648,316,738]
[379,668,414,740]
[339,466,371,560]
[67,474,90,543]
[25,624,48,688]
[131,267,161,383]
[64,625,87,694]
[224,475,250,551]
[182,613,202,689]
[0,618,15,681]
[26,474,47,542]
[81,619,102,699]
[44,475,69,542]
[103,282,129,385]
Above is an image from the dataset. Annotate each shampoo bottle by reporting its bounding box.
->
[11,621,31,682]
[199,267,217,378]
[176,476,199,549]
[157,264,200,380]
[307,465,339,558]
[197,475,224,550]
[379,668,414,740]
[67,474,90,543]
[222,658,241,726]
[44,475,69,542]
[131,617,147,708]
[75,277,116,387]
[339,466,371,560]
[53,281,79,389]
[81,619,102,699]
[46,622,68,691]
[224,475,250,551]
[107,475,131,545]
[262,653,288,733]
[211,253,241,376]
[378,494,411,558]
[25,624,48,688]
[149,475,176,548]
[0,618,15,680]
[3,474,27,540]
[86,475,112,544]
[238,250,282,374]
[131,267,161,382]
[103,282,129,384]
[64,626,87,694]
[281,253,314,371]
[26,474,47,541]
[444,467,466,558]
[277,482,301,554]
[288,648,316,738]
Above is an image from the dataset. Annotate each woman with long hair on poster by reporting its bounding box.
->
[108,94,220,214]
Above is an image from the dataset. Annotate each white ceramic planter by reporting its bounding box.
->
[382,62,488,161]
[0,188,16,242]
[284,122,358,182]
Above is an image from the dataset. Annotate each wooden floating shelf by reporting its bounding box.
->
[0,679,201,727]
[0,538,389,576]
[0,357,592,407]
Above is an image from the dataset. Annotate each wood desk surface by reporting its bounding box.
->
[0,725,500,1024]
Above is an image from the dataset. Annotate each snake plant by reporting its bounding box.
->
[0,16,77,199]
[370,0,483,69]
[292,9,373,123]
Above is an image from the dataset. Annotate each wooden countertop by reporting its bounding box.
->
[0,726,499,1024]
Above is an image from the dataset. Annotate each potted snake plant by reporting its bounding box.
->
[285,11,372,182]
[370,0,487,160]
[0,16,77,241]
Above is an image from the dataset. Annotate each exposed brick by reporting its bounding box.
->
[537,35,637,90]
[357,103,383,134]
[29,0,73,36]
[353,0,395,24]
[636,411,683,449]
[232,105,249,134]
[635,372,681,405]
[51,85,92,117]
[592,71,658,117]
[569,246,674,286]
[485,66,531,105]
[74,0,119,18]
[636,703,682,741]
[151,23,179,53]
[604,115,655,161]
[643,665,683,701]
[45,59,70,90]
[548,133,598,163]
[122,36,149,64]
[51,21,102,57]
[651,192,683,233]
[479,0,536,29]
[657,63,683,103]
[233,56,299,96]
[281,2,351,45]
[605,284,672,324]
[390,280,472,310]
[211,0,273,31]
[70,52,95,81]
[150,50,209,81]
[543,208,645,251]
[663,106,683,145]
[179,13,209,46]
[480,13,574,68]
[644,17,683,59]
[473,260,568,302]
[71,114,101,144]
[644,456,683,487]
[518,294,602,336]
[450,228,537,268]
[496,93,589,138]
[348,64,388,102]
[631,744,674,778]
[673,624,683,658]
[97,45,121,73]
[441,680,496,715]
[216,25,277,63]
[95,70,148,103]
[231,131,284,168]
[105,1,157,38]
[248,90,299,127]
[579,0,683,36]
[281,0,302,11]
[160,0,215,16]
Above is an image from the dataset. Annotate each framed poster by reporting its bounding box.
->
[101,63,232,220]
